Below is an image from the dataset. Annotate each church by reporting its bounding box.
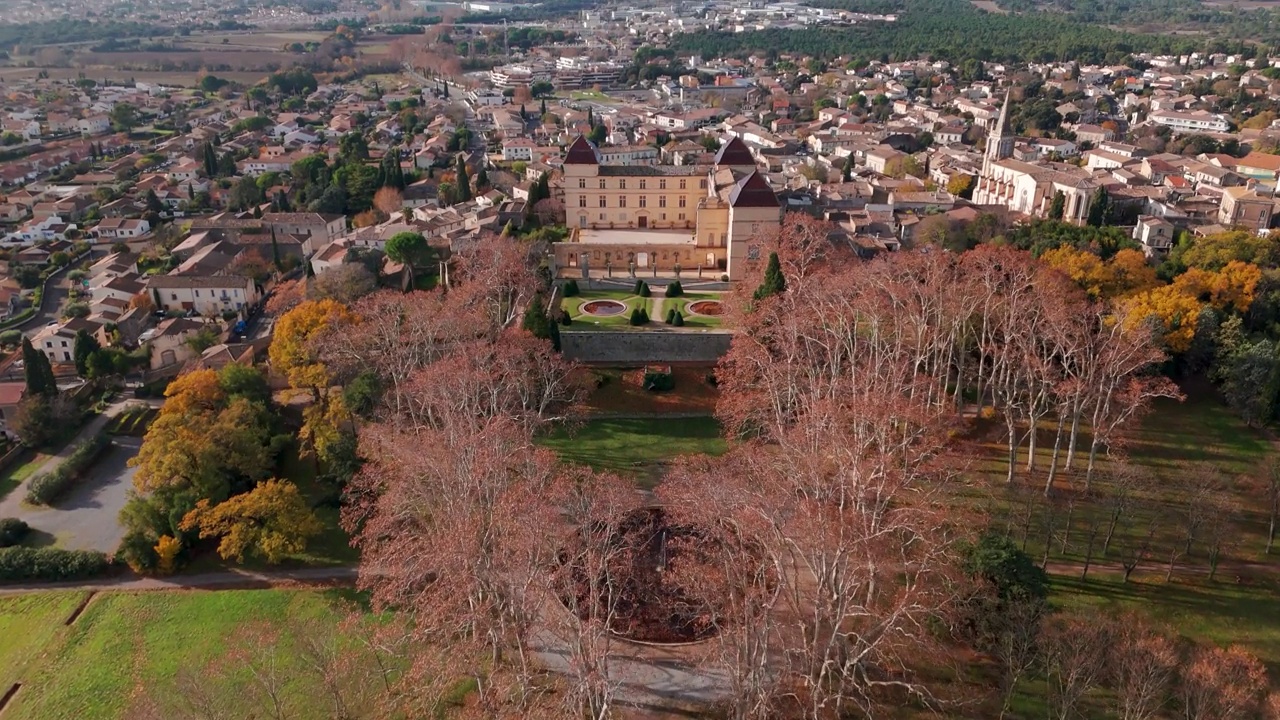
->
[554,135,783,281]
[972,91,1098,224]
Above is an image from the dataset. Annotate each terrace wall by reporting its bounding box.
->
[560,330,732,364]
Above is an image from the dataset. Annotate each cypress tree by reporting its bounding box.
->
[754,252,786,301]
[455,154,472,202]
[673,311,684,327]
[1049,191,1065,221]
[666,308,676,324]
[270,228,284,272]
[73,329,100,378]
[22,338,56,397]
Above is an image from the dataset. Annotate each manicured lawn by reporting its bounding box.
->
[536,416,727,488]
[560,288,650,329]
[4,589,360,720]
[0,592,87,692]
[0,450,49,502]
[660,293,724,329]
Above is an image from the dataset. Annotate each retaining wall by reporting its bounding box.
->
[560,330,733,364]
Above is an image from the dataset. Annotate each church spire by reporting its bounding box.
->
[987,89,1015,162]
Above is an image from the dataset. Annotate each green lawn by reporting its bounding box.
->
[1052,572,1280,678]
[660,293,724,329]
[0,450,49,502]
[0,592,88,692]
[3,589,366,720]
[536,416,727,488]
[560,288,650,329]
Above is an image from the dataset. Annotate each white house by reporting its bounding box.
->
[146,274,260,317]
[78,116,111,136]
[502,138,537,162]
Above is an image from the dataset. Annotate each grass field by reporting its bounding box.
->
[661,293,724,328]
[2,589,363,720]
[0,450,50,502]
[537,416,727,488]
[560,288,650,329]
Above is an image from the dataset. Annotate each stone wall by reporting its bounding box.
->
[560,330,733,364]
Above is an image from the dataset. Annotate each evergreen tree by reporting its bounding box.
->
[587,106,594,127]
[1086,186,1111,227]
[666,308,676,324]
[270,228,284,272]
[202,142,217,177]
[455,154,472,202]
[548,319,561,352]
[540,98,547,116]
[475,166,490,190]
[672,311,684,327]
[72,329,100,378]
[22,338,56,397]
[754,252,786,300]
[639,281,651,298]
[842,154,853,183]
[1049,190,1066,221]
[519,103,527,120]
[521,295,553,339]
[145,188,164,215]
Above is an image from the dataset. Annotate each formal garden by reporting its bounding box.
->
[558,279,725,330]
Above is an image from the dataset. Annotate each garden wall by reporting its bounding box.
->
[561,331,733,364]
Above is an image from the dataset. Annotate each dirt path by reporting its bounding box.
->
[0,565,358,595]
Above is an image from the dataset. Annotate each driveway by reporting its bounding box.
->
[0,400,157,553]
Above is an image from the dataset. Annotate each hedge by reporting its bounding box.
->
[0,518,29,548]
[563,279,580,297]
[0,546,111,581]
[25,434,113,505]
[665,281,683,298]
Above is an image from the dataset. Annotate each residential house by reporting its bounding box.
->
[146,274,260,317]
[94,217,151,241]
[1218,186,1275,231]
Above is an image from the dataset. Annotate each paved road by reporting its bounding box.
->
[0,565,358,595]
[0,399,158,553]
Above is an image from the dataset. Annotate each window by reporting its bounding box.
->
[659,179,667,190]
[720,233,727,245]
[599,179,606,189]
[639,196,647,208]
[700,179,707,189]
[748,245,761,260]
[619,179,626,190]
[679,179,687,190]
[599,213,605,220]
[619,196,626,208]
[659,196,666,208]
[579,196,587,207]
[679,196,686,208]
[171,293,177,300]
[578,178,586,189]
[599,197,606,208]
[60,340,67,348]
[639,179,647,189]
[678,213,685,220]
[194,290,200,297]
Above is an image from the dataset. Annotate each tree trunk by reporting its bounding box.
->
[1006,416,1018,484]
[1045,416,1066,496]
[1060,500,1074,555]
[1080,525,1098,580]
[1085,438,1101,491]
[1208,543,1221,583]
[1026,417,1039,472]
[1103,509,1120,556]
[1165,548,1177,583]
[1268,496,1277,555]
[1064,408,1082,471]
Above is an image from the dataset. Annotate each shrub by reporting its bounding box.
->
[666,308,676,324]
[629,308,643,326]
[633,279,644,295]
[720,274,730,282]
[639,282,651,298]
[665,281,683,298]
[0,546,110,581]
[673,311,685,327]
[117,530,159,574]
[25,434,113,505]
[560,314,572,326]
[563,279,580,297]
[0,518,29,548]
[62,301,90,319]
[0,329,20,347]
[638,308,649,324]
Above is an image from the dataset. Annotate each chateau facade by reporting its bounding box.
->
[555,135,782,281]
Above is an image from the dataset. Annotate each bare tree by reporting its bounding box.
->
[1042,614,1114,720]
[1107,616,1178,720]
[1265,458,1280,555]
[1181,644,1269,720]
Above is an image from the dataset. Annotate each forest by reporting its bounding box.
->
[670,0,1256,65]
[993,0,1280,44]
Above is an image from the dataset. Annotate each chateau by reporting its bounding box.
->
[972,91,1098,224]
[554,135,783,281]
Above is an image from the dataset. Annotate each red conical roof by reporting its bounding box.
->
[563,135,600,165]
